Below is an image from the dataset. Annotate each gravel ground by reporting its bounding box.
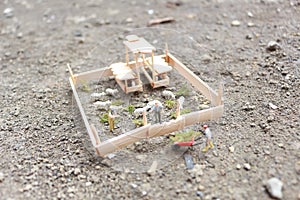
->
[1,0,299,199]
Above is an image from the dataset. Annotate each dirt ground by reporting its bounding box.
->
[1,0,299,199]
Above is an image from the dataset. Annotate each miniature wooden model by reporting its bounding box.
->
[68,35,224,157]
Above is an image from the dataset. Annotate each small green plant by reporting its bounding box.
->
[165,99,176,109]
[126,104,135,114]
[99,113,109,123]
[80,80,91,92]
[170,130,202,143]
[133,119,143,127]
[170,108,191,119]
[175,84,190,96]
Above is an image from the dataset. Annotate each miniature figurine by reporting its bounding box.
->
[150,100,163,124]
[202,124,214,152]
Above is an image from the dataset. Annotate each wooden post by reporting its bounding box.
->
[217,83,224,105]
[165,43,169,63]
[176,99,180,118]
[143,110,147,126]
[67,64,76,85]
[108,111,115,131]
[90,124,102,155]
[151,50,155,81]
[135,53,141,84]
[126,46,129,66]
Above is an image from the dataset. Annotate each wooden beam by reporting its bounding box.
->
[167,53,219,106]
[69,77,98,147]
[95,124,152,156]
[74,67,113,83]
[95,105,223,157]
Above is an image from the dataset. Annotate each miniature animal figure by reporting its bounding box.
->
[93,100,111,109]
[162,90,175,100]
[105,88,118,97]
[133,107,147,116]
[90,92,106,101]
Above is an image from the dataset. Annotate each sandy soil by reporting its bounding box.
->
[0,0,299,199]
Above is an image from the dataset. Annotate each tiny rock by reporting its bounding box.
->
[74,168,81,175]
[269,103,278,109]
[229,146,235,153]
[0,172,4,182]
[244,163,251,170]
[85,181,92,187]
[247,11,254,17]
[266,177,283,199]
[267,41,281,51]
[236,164,242,170]
[3,8,14,18]
[231,20,241,26]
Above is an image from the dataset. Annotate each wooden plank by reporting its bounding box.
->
[141,66,154,83]
[69,77,97,147]
[95,105,223,157]
[74,67,113,83]
[167,53,219,106]
[115,79,126,93]
[148,105,223,137]
[95,124,152,156]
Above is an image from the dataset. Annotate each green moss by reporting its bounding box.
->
[133,119,144,127]
[170,130,202,143]
[99,113,109,123]
[165,99,176,109]
[126,104,135,114]
[80,80,91,92]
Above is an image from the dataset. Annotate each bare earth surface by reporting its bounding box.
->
[0,0,299,199]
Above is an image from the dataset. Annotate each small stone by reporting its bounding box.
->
[131,183,138,188]
[201,54,212,63]
[74,168,81,175]
[247,11,254,17]
[231,20,241,26]
[295,161,300,175]
[236,164,241,170]
[107,154,116,159]
[85,181,92,186]
[247,22,255,27]
[244,163,251,170]
[269,103,278,109]
[125,18,133,23]
[229,146,235,153]
[266,177,283,199]
[3,8,14,18]
[0,172,4,182]
[196,191,204,198]
[250,123,256,127]
[267,41,281,51]
[198,184,205,191]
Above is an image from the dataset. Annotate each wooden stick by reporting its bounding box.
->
[69,77,97,147]
[67,64,76,85]
[74,67,113,83]
[95,105,223,157]
[90,124,102,155]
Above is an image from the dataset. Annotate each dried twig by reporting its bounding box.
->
[147,17,175,26]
